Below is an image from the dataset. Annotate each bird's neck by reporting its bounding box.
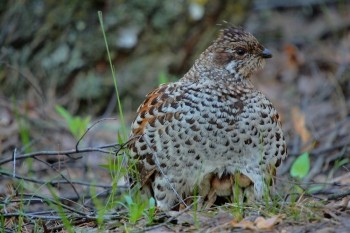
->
[181,62,254,89]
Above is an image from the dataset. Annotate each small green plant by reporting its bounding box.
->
[55,105,91,140]
[289,152,311,200]
[115,193,156,225]
[158,71,170,84]
[16,117,34,174]
[329,158,350,179]
[143,197,156,225]
[90,184,107,230]
[13,97,32,153]
[122,193,148,224]
[290,152,310,179]
[158,71,177,85]
[16,193,25,233]
[232,174,244,220]
[100,154,128,208]
[47,186,75,233]
[0,212,4,228]
[18,118,31,153]
[191,185,200,229]
[306,157,350,195]
[263,178,271,206]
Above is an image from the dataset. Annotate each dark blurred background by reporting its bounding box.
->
[0,0,349,170]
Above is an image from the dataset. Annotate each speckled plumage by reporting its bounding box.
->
[128,27,287,210]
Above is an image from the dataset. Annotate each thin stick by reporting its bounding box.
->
[0,144,121,165]
[12,147,17,177]
[0,170,122,189]
[143,203,195,231]
[75,117,118,151]
[327,190,350,201]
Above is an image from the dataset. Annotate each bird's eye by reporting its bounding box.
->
[236,48,246,56]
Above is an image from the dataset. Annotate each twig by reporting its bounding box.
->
[311,141,350,155]
[0,143,122,166]
[326,190,350,201]
[75,117,119,152]
[286,140,349,158]
[274,176,350,187]
[1,193,90,217]
[33,156,81,200]
[304,155,325,183]
[0,170,121,189]
[26,193,92,217]
[143,203,195,231]
[0,62,45,103]
[3,213,62,220]
[12,148,16,177]
[315,116,350,140]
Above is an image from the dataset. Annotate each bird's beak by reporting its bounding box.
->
[261,48,272,58]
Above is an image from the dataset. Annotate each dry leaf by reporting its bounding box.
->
[255,215,282,230]
[231,219,256,230]
[326,197,349,211]
[291,107,311,144]
[331,173,350,185]
[284,44,303,69]
[231,215,283,231]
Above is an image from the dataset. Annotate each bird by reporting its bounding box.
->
[128,26,287,211]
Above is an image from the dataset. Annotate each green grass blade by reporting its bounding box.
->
[97,11,127,140]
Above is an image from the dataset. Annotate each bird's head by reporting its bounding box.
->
[199,26,272,79]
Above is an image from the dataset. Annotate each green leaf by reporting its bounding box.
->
[149,197,155,209]
[55,105,91,139]
[124,195,133,206]
[307,184,324,194]
[290,152,310,179]
[334,158,350,169]
[55,105,72,123]
[158,71,169,84]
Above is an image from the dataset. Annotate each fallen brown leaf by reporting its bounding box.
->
[231,215,283,231]
[292,107,311,145]
[255,215,283,230]
[231,219,256,230]
[326,197,350,211]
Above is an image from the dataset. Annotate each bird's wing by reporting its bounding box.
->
[129,82,182,137]
[128,82,187,188]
